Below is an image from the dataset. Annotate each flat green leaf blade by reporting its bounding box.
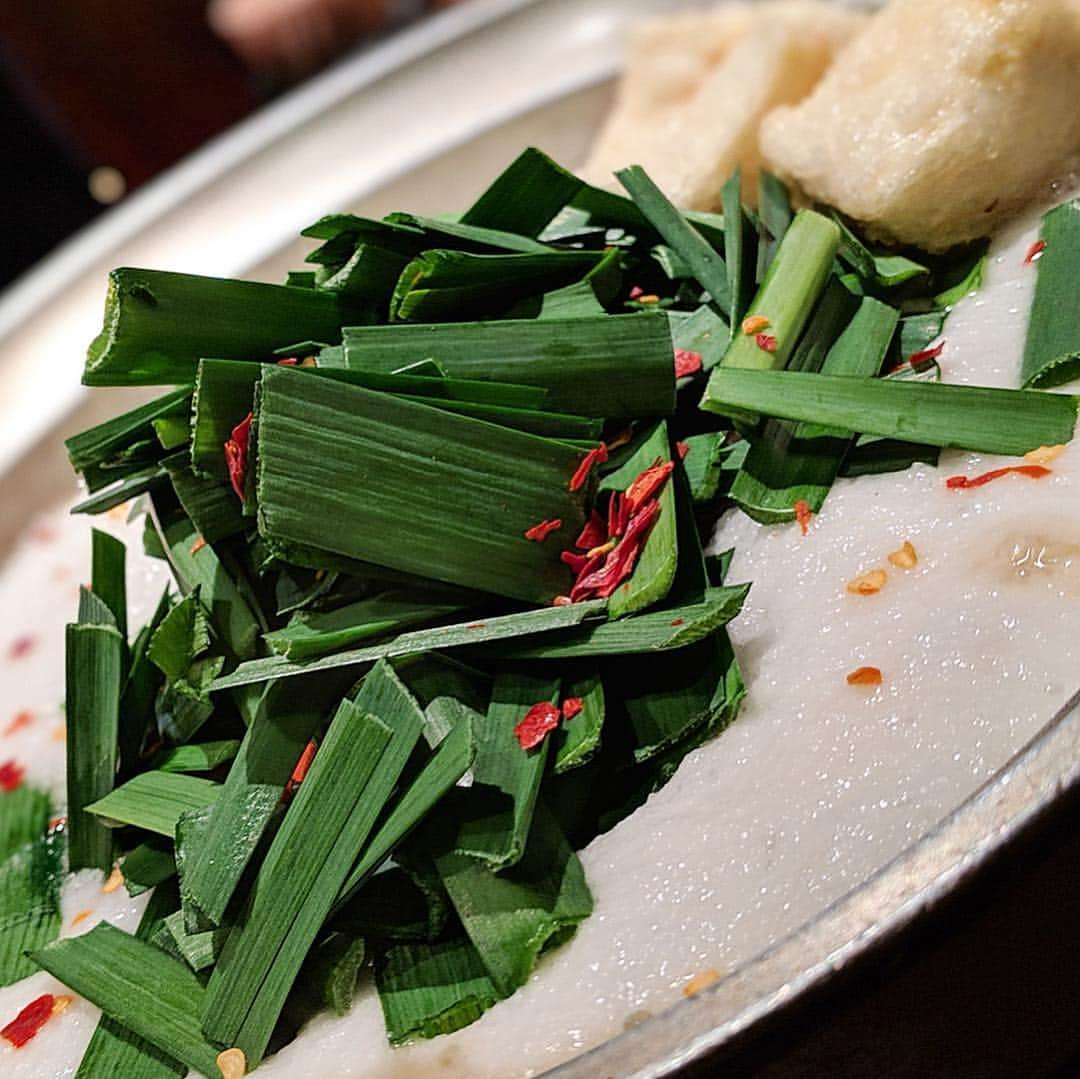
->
[0,831,63,986]
[1022,198,1080,387]
[553,673,604,774]
[210,600,606,690]
[376,936,499,1045]
[84,268,353,386]
[451,672,558,870]
[31,922,221,1078]
[255,367,587,604]
[341,314,676,418]
[86,772,221,837]
[66,620,124,871]
[436,801,592,998]
[616,165,731,316]
[152,740,242,774]
[191,358,258,479]
[702,369,1078,457]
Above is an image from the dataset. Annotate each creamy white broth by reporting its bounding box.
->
[0,198,1076,1077]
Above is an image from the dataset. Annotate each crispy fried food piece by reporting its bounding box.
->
[583,1,865,209]
[760,0,1080,252]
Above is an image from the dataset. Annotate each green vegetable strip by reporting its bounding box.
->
[84,268,354,387]
[91,529,128,640]
[553,673,604,774]
[386,212,553,255]
[0,786,51,862]
[161,453,245,544]
[203,702,397,1064]
[190,359,258,478]
[152,740,242,773]
[460,147,584,236]
[451,672,559,870]
[680,433,745,506]
[210,599,606,691]
[390,249,603,322]
[120,842,178,896]
[32,923,222,1078]
[1022,197,1080,387]
[756,171,792,280]
[722,169,754,326]
[832,212,927,288]
[66,611,125,871]
[616,165,732,316]
[436,801,592,998]
[377,936,499,1044]
[718,210,840,373]
[72,465,171,516]
[181,674,351,928]
[702,369,1078,457]
[333,720,475,913]
[255,367,587,604]
[472,585,750,660]
[162,910,227,973]
[85,772,221,837]
[392,395,603,441]
[75,885,187,1079]
[669,306,730,372]
[341,314,676,418]
[600,421,678,619]
[728,286,874,524]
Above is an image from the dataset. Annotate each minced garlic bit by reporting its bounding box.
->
[846,666,883,686]
[50,995,73,1017]
[741,314,770,335]
[846,568,887,595]
[102,866,124,894]
[217,1047,248,1078]
[1025,444,1065,466]
[682,969,722,998]
[887,541,918,570]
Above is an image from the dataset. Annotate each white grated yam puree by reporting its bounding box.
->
[0,195,1076,1077]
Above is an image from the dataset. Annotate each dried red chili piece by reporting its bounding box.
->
[561,698,584,721]
[625,460,674,514]
[888,340,945,376]
[945,465,1051,490]
[628,286,646,300]
[465,623,487,630]
[755,333,778,353]
[673,348,703,379]
[514,701,561,750]
[552,595,573,607]
[570,499,661,601]
[670,618,685,626]
[575,512,608,552]
[676,441,690,460]
[276,357,299,366]
[283,740,318,804]
[0,760,25,792]
[560,549,591,575]
[4,712,33,737]
[1024,239,1047,264]
[1,994,61,1048]
[846,666,883,686]
[568,443,609,493]
[523,518,562,543]
[224,413,253,502]
[794,499,814,536]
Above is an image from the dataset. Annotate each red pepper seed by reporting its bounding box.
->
[1024,239,1047,264]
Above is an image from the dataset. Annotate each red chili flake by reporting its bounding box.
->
[276,356,299,366]
[676,441,690,460]
[560,549,591,575]
[48,815,66,833]
[945,465,1051,490]
[628,286,646,300]
[524,518,562,543]
[514,702,561,750]
[575,511,608,552]
[674,348,703,379]
[7,636,35,661]
[0,760,25,792]
[190,537,207,556]
[755,333,778,353]
[1,994,64,1048]
[670,618,685,626]
[224,413,253,502]
[568,443,609,492]
[794,499,814,536]
[465,622,487,630]
[1024,239,1047,265]
[283,740,318,803]
[561,697,584,721]
[570,499,662,602]
[552,595,573,607]
[607,491,630,539]
[625,460,674,514]
[888,340,946,375]
[846,666,883,687]
[4,712,33,737]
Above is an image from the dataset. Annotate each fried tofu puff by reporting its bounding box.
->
[583,1,866,209]
[760,0,1080,252]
